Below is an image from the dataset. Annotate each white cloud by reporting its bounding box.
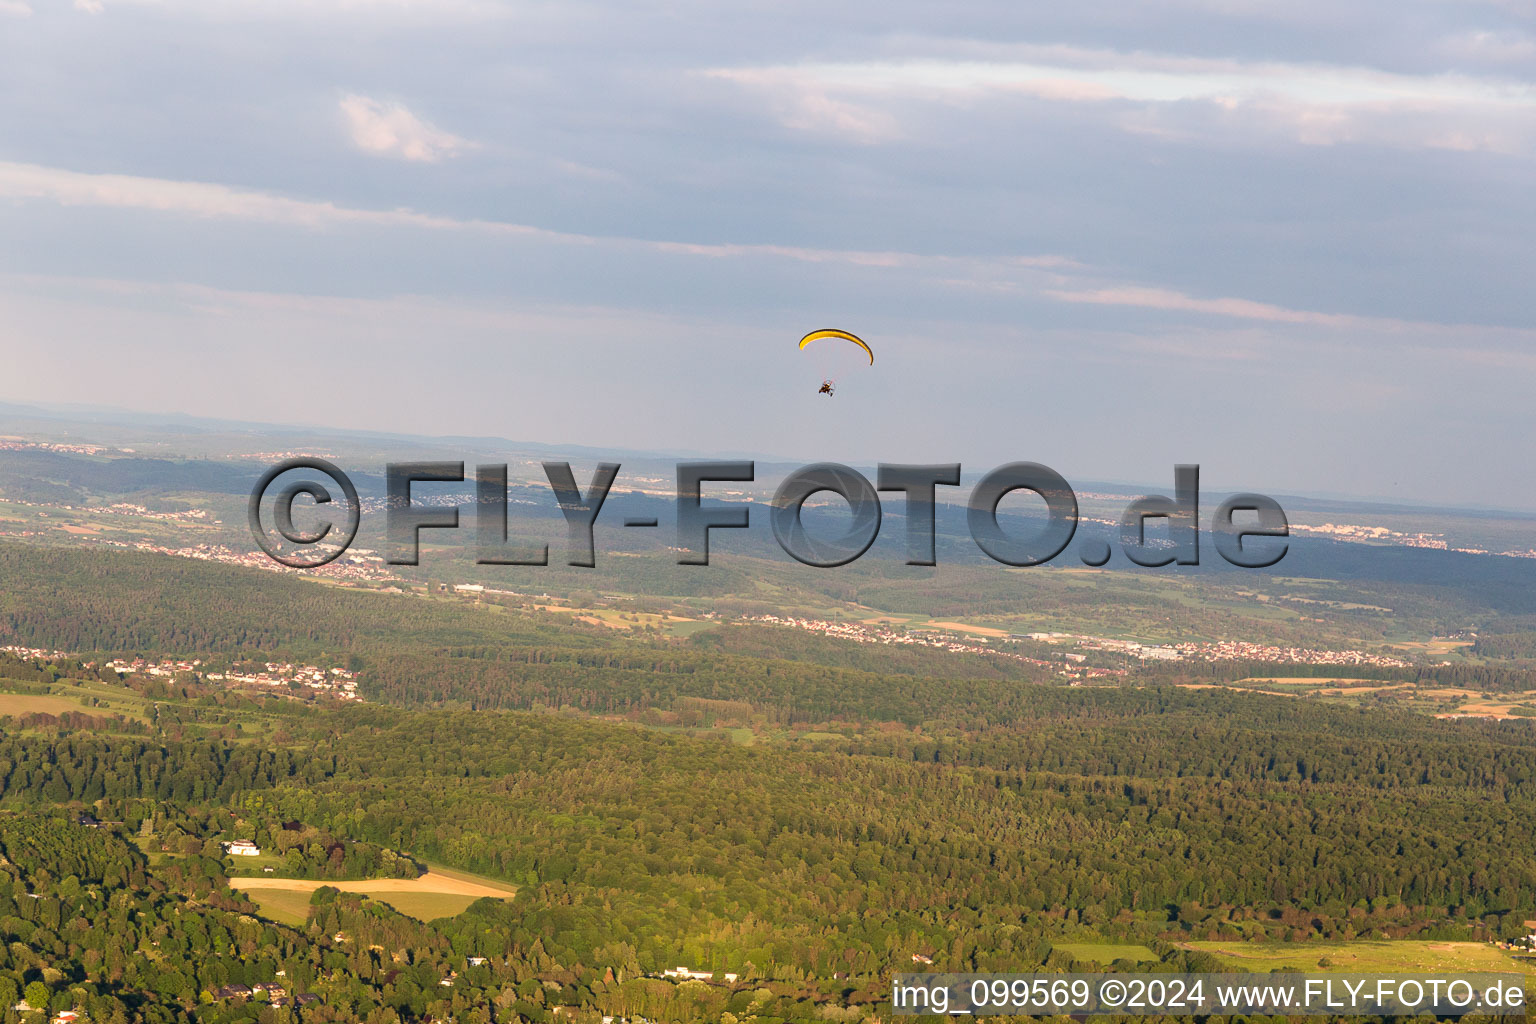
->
[754,49,1536,109]
[338,94,470,162]
[1045,284,1368,327]
[0,159,951,269]
[3,159,1530,353]
[0,0,33,15]
[709,52,1536,153]
[1039,284,1536,350]
[74,0,104,12]
[702,69,901,144]
[0,159,508,232]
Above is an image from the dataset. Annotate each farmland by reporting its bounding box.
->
[228,865,517,924]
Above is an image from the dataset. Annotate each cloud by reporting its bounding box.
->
[338,94,470,162]
[0,159,512,232]
[1040,284,1536,347]
[760,48,1536,109]
[0,0,33,15]
[700,69,902,144]
[73,0,103,12]
[0,159,955,270]
[1441,29,1536,66]
[1046,284,1365,326]
[3,158,1531,354]
[710,53,1536,153]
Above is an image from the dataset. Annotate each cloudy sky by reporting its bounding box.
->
[1,0,1533,507]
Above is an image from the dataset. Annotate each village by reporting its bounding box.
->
[744,614,1057,669]
[0,645,362,702]
[104,656,363,701]
[746,615,1414,675]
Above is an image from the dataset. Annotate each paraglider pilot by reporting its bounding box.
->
[818,380,835,396]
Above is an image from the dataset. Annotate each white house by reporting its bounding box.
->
[224,840,261,856]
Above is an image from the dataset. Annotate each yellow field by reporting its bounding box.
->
[1169,678,1536,722]
[1236,677,1375,686]
[1440,708,1533,721]
[532,603,693,631]
[1,685,152,724]
[230,866,517,923]
[1181,682,1300,698]
[1391,640,1475,655]
[1,694,86,717]
[920,621,1010,638]
[1316,683,1414,696]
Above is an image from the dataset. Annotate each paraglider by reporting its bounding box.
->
[799,329,871,396]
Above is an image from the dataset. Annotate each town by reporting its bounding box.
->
[747,616,1414,673]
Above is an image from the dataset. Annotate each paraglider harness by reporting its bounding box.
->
[818,379,835,396]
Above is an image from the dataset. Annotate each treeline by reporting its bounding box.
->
[356,646,1058,724]
[0,544,594,659]
[1474,630,1536,661]
[0,733,325,808]
[684,622,1046,680]
[848,686,1536,794]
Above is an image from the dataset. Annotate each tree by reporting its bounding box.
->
[23,981,50,1011]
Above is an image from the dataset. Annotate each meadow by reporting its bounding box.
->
[1051,942,1160,964]
[228,864,517,923]
[1183,939,1536,979]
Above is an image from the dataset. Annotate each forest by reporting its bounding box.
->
[3,670,1536,1021]
[1,541,1535,1021]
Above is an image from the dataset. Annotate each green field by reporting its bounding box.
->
[1052,943,1159,964]
[1184,940,1536,979]
[223,851,292,876]
[239,887,314,926]
[351,889,491,921]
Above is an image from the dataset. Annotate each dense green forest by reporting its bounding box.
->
[2,539,1536,1021]
[4,674,1536,1021]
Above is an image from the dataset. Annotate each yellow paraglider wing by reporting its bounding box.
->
[798,329,873,365]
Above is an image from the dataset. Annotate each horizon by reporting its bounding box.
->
[5,395,1536,518]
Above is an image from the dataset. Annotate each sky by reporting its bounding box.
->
[0,0,1533,508]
